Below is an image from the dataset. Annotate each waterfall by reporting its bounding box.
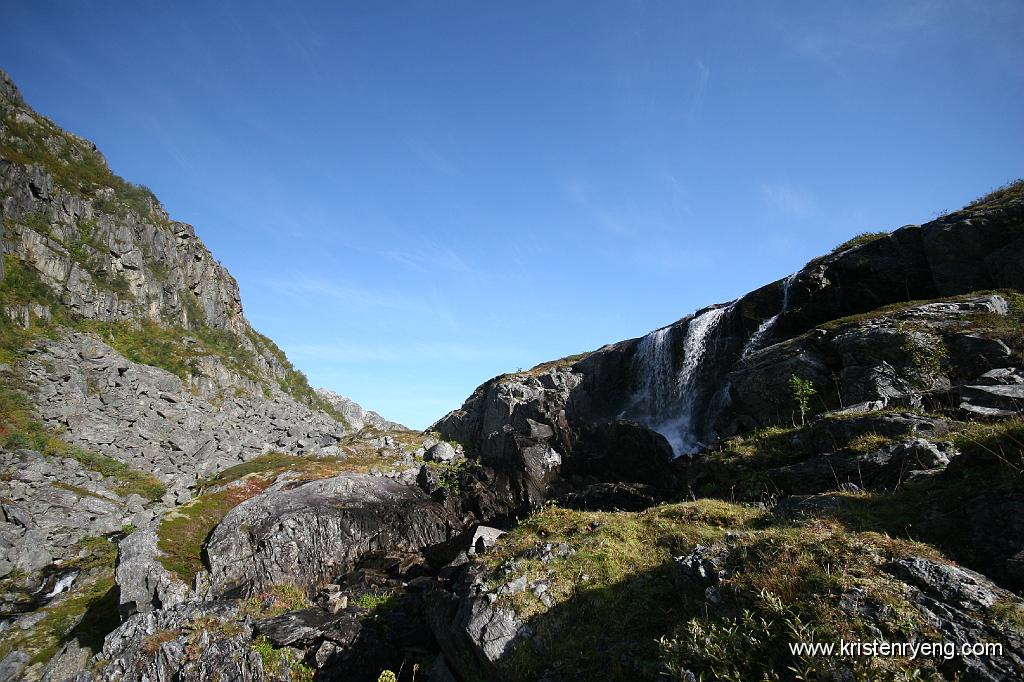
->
[632,326,675,411]
[628,306,730,456]
[741,272,797,358]
[42,570,78,600]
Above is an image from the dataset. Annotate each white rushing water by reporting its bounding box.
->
[632,326,675,410]
[741,272,798,358]
[42,570,78,600]
[630,306,730,456]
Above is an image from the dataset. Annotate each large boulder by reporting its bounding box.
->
[205,473,462,597]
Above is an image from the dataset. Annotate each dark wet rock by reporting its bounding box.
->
[960,382,1024,418]
[804,412,949,453]
[555,481,660,511]
[673,544,727,591]
[254,607,355,648]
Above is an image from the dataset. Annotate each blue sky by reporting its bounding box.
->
[3,2,1022,429]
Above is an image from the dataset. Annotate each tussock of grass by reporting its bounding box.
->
[831,231,891,254]
[964,178,1024,211]
[354,591,397,613]
[952,416,1024,471]
[241,583,311,620]
[523,352,592,376]
[252,636,315,681]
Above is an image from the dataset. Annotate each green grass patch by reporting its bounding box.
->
[951,416,1024,472]
[354,591,397,613]
[156,478,272,584]
[523,352,592,376]
[241,583,312,620]
[198,450,402,494]
[831,231,891,254]
[251,636,314,681]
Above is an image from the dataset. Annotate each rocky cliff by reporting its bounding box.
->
[0,69,404,679]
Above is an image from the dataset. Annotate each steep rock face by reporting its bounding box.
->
[0,69,371,678]
[205,473,462,597]
[2,70,270,387]
[721,293,1012,432]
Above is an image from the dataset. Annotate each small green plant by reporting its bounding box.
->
[788,375,816,426]
[377,671,398,682]
[659,589,819,682]
[355,591,397,613]
[251,636,314,681]
[426,457,469,493]
[898,325,947,379]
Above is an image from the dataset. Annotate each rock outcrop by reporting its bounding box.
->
[315,388,405,432]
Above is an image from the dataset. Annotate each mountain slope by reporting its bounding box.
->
[0,69,407,678]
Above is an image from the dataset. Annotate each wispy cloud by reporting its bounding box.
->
[287,340,525,364]
[407,139,462,177]
[772,1,945,65]
[689,59,711,118]
[381,239,475,275]
[760,183,818,219]
[566,180,632,235]
[630,240,717,272]
[271,273,455,322]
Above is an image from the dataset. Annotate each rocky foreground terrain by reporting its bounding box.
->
[1,68,1024,681]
